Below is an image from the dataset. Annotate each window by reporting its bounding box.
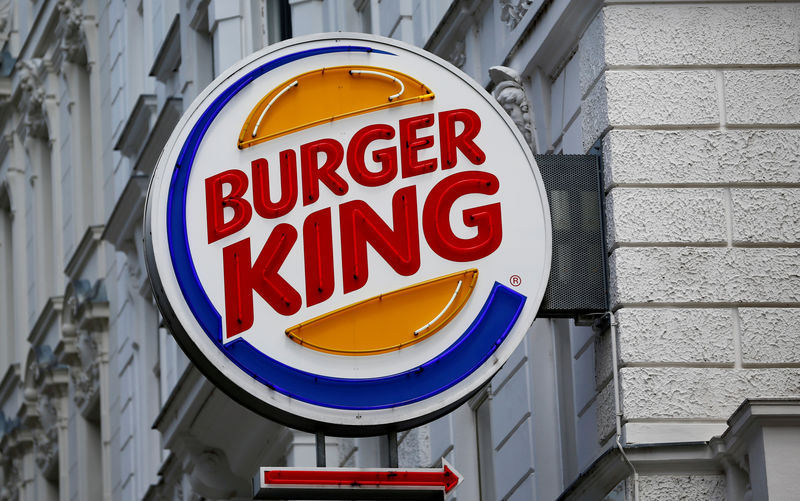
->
[81,403,104,501]
[0,186,14,373]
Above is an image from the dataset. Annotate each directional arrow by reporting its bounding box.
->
[253,459,463,500]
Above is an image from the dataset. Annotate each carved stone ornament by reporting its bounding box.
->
[177,437,250,500]
[499,0,533,30]
[174,479,203,501]
[56,0,85,63]
[70,330,100,409]
[489,65,534,149]
[0,0,11,43]
[0,456,21,501]
[29,356,44,384]
[33,394,59,476]
[30,345,57,386]
[738,454,753,501]
[16,58,48,140]
[448,40,466,69]
[124,227,147,298]
[34,426,59,477]
[125,243,143,283]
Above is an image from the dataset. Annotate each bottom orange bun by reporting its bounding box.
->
[285,269,478,356]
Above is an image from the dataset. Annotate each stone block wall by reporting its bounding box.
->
[582,2,800,445]
[629,474,726,501]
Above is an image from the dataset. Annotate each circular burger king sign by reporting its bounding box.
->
[145,33,551,435]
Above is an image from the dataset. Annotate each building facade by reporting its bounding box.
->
[1,1,799,500]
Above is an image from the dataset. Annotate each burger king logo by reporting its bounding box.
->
[144,34,551,434]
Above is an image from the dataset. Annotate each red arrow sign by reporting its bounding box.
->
[254,460,463,500]
[264,464,460,491]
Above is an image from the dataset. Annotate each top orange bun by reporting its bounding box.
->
[238,65,435,149]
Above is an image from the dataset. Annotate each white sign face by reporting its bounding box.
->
[144,33,551,435]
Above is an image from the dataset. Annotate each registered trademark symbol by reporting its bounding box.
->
[509,275,522,287]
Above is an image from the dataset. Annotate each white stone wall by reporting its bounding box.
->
[631,474,726,501]
[583,2,800,445]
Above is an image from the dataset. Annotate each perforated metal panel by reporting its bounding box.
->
[534,154,608,317]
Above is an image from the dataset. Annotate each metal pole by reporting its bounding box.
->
[608,312,639,500]
[316,431,326,467]
[387,432,398,468]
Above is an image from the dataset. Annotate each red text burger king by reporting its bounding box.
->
[206,108,504,338]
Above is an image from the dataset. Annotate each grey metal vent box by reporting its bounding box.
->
[534,154,608,318]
